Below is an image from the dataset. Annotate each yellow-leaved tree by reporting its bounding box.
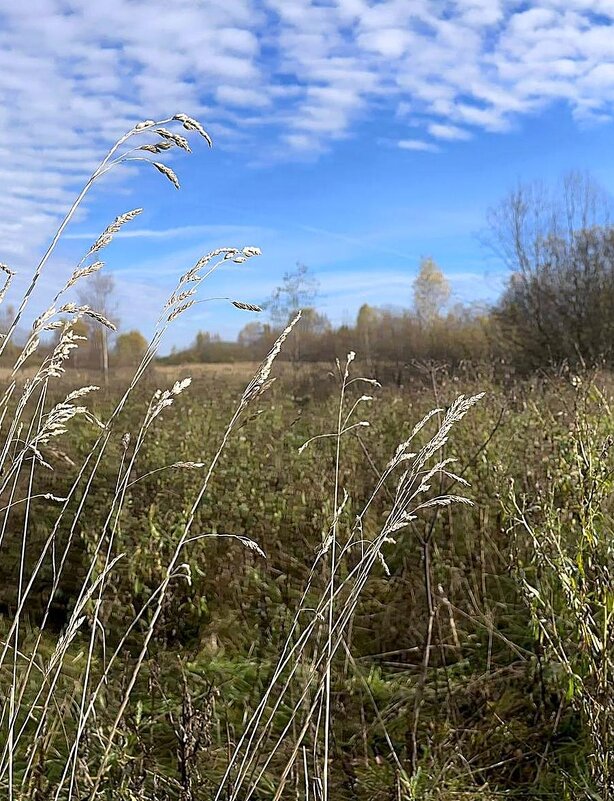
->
[413,256,450,324]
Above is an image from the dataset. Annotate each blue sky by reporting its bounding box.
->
[3,1,614,351]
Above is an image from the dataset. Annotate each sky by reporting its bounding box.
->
[3,0,614,351]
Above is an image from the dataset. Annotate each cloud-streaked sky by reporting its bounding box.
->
[3,0,614,349]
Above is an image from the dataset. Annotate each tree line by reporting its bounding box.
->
[4,171,614,377]
[167,173,614,375]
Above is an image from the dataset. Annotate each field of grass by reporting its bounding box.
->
[1,357,613,799]
[0,115,612,801]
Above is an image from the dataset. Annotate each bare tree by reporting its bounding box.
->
[77,272,119,385]
[265,263,319,361]
[486,171,614,369]
[266,263,319,325]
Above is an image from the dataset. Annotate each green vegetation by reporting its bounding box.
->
[2,364,613,798]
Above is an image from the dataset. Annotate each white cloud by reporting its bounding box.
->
[398,139,440,152]
[64,223,271,241]
[357,27,412,58]
[428,123,472,141]
[2,0,614,282]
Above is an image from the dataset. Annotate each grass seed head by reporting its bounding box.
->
[89,209,143,255]
[155,128,191,152]
[152,161,180,189]
[139,142,173,153]
[173,113,213,147]
[168,300,194,321]
[84,309,116,330]
[231,301,262,312]
[63,261,104,292]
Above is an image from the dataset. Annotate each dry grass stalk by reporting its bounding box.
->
[0,112,286,801]
[213,357,482,801]
[0,110,486,801]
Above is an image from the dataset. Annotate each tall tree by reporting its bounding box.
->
[295,307,331,360]
[356,303,379,366]
[265,263,319,360]
[77,272,118,384]
[413,257,450,323]
[266,263,319,326]
[238,321,266,348]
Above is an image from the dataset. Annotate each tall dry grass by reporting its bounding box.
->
[0,115,482,800]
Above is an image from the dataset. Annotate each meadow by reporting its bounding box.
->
[0,116,612,801]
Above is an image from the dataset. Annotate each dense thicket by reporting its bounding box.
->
[488,172,614,371]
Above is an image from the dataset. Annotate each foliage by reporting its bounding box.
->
[164,302,493,372]
[2,361,612,799]
[113,329,148,366]
[504,377,614,795]
[413,257,450,324]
